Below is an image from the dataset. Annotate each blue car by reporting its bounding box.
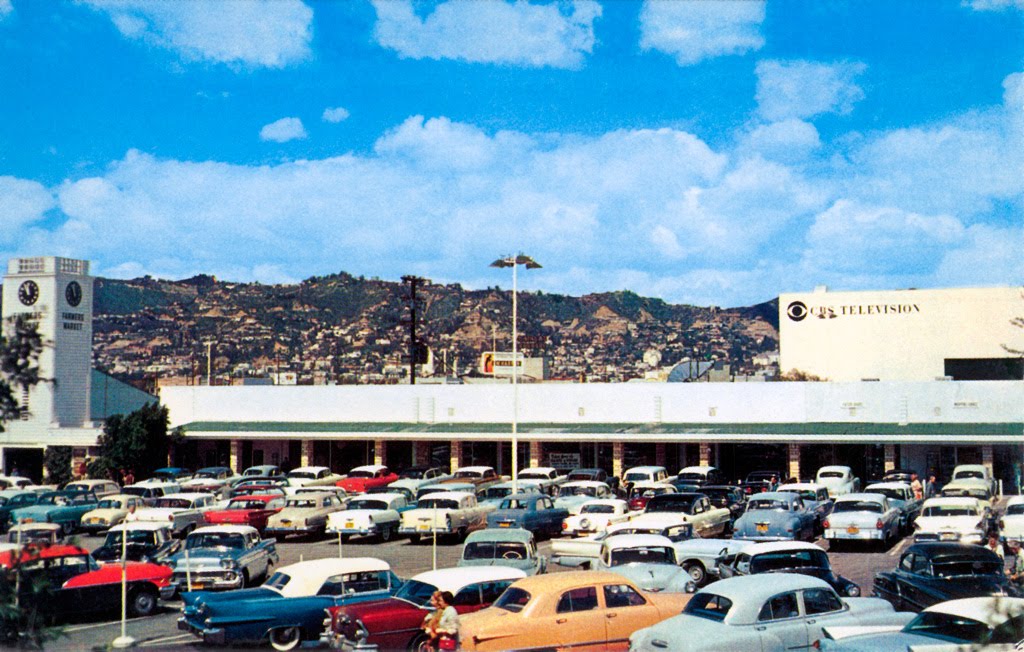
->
[486,492,569,539]
[11,490,99,535]
[178,557,402,650]
[732,491,818,542]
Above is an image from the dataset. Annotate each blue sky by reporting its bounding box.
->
[1,0,1022,307]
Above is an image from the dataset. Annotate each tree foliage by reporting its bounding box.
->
[94,402,171,479]
[0,317,44,429]
[42,447,72,488]
[774,369,828,382]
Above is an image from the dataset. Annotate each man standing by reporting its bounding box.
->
[910,473,924,501]
[1007,540,1024,586]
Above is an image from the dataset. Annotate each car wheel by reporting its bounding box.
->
[128,586,158,618]
[409,534,420,545]
[241,570,250,588]
[409,633,431,652]
[684,562,707,586]
[275,535,287,543]
[380,526,392,542]
[269,626,303,652]
[61,521,74,537]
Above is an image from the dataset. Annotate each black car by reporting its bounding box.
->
[565,468,619,491]
[699,485,747,520]
[718,543,860,597]
[873,542,1020,612]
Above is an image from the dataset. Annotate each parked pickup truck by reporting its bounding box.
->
[643,492,732,538]
[168,525,279,593]
[399,491,493,543]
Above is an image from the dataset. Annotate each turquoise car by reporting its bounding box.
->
[11,490,99,535]
[458,528,547,575]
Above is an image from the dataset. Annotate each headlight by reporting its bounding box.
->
[846,584,860,597]
[220,559,239,569]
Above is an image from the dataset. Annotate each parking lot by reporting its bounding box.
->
[57,527,913,651]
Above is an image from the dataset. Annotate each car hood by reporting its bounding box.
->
[83,508,125,519]
[12,506,57,521]
[458,558,535,572]
[606,563,685,591]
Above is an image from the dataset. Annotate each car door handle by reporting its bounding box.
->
[606,613,617,619]
[556,618,567,624]
[755,626,766,631]
[806,619,815,624]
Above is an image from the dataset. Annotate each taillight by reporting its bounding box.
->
[876,519,884,530]
[822,519,829,529]
[561,521,568,530]
[169,515,174,521]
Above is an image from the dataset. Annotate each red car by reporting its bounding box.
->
[0,544,173,619]
[202,494,286,533]
[336,465,399,495]
[325,567,526,651]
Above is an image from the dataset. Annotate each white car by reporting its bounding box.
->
[951,464,998,496]
[913,496,989,545]
[128,492,218,536]
[823,493,902,548]
[286,466,344,488]
[398,491,493,542]
[596,533,695,593]
[628,574,913,652]
[819,597,1024,651]
[623,466,670,486]
[554,480,614,515]
[941,479,995,509]
[816,466,861,498]
[561,498,632,537]
[326,492,408,542]
[80,494,148,534]
[1000,495,1024,546]
[515,467,566,495]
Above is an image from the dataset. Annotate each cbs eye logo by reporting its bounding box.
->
[786,301,808,322]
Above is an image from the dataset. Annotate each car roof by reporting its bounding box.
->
[191,525,258,535]
[520,467,558,474]
[906,542,1001,558]
[157,492,214,501]
[419,491,474,501]
[286,491,337,500]
[275,557,391,596]
[351,465,388,473]
[604,534,674,549]
[1006,495,1024,506]
[630,481,676,489]
[561,481,608,488]
[922,496,980,506]
[108,522,171,532]
[351,492,405,503]
[777,483,827,491]
[504,570,641,593]
[679,466,717,473]
[834,493,887,503]
[580,498,628,508]
[625,466,667,473]
[94,494,139,503]
[740,541,824,556]
[455,466,495,473]
[748,491,799,502]
[699,575,832,624]
[610,513,686,529]
[289,466,330,473]
[465,528,534,543]
[864,482,911,490]
[817,466,852,473]
[412,566,526,591]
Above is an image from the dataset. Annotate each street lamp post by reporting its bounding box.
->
[490,254,541,494]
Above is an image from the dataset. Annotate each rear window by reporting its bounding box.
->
[494,587,531,613]
[684,593,733,621]
[833,501,883,513]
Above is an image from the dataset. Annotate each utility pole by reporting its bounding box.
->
[402,275,429,385]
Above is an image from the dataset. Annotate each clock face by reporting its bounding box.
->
[18,280,39,306]
[65,281,83,307]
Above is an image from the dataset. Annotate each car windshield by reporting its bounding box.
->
[455,471,483,479]
[933,560,1002,577]
[463,541,529,560]
[187,533,245,549]
[105,530,155,546]
[97,499,124,509]
[567,473,596,482]
[902,611,990,643]
[9,495,35,506]
[684,593,733,622]
[195,471,218,479]
[624,473,650,482]
[645,497,696,513]
[288,471,317,480]
[394,579,438,607]
[264,571,291,592]
[418,498,459,510]
[153,498,191,509]
[499,499,531,510]
[581,504,615,514]
[348,470,375,479]
[560,486,596,497]
[818,472,845,479]
[867,488,904,501]
[779,489,817,502]
[483,487,513,499]
[37,494,68,506]
[922,505,978,517]
[1006,504,1024,516]
[955,471,984,479]
[228,500,267,510]
[943,488,990,500]
[748,499,789,511]
[750,550,829,573]
[286,499,318,508]
[519,471,550,480]
[609,546,674,566]
[400,469,426,479]
[833,501,883,513]
[493,587,531,613]
[678,473,705,481]
[348,500,388,511]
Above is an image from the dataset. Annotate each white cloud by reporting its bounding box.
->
[639,0,764,66]
[964,0,1024,10]
[756,59,867,121]
[79,0,313,68]
[371,0,601,69]
[804,200,964,275]
[737,119,822,162]
[0,177,54,243]
[0,0,13,20]
[322,107,350,123]
[259,117,307,142]
[935,224,1024,286]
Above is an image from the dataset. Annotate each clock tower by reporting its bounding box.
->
[2,257,93,430]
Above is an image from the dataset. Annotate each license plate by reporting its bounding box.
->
[940,532,957,541]
[846,525,860,534]
[345,522,354,528]
[192,583,206,590]
[756,523,768,533]
[418,524,430,531]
